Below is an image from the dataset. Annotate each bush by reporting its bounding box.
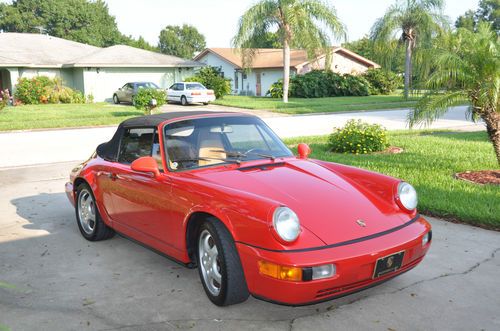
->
[134,88,166,114]
[363,69,401,95]
[0,89,10,111]
[14,76,85,104]
[184,66,231,99]
[266,79,286,98]
[328,119,389,154]
[274,70,370,98]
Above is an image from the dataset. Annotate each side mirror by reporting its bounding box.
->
[131,156,160,177]
[297,143,311,159]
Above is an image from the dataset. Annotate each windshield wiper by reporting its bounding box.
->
[172,156,241,165]
[210,149,275,161]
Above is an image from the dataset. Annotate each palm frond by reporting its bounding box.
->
[409,91,469,127]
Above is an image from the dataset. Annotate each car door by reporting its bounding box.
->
[167,84,177,102]
[124,83,135,102]
[117,83,128,100]
[106,127,176,246]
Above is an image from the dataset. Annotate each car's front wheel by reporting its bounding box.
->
[113,94,120,104]
[196,218,249,306]
[75,183,115,241]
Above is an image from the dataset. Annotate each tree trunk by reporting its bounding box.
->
[282,38,290,103]
[404,38,412,100]
[483,110,500,165]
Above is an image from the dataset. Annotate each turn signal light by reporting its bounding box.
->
[258,261,302,281]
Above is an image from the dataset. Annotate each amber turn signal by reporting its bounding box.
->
[258,260,302,281]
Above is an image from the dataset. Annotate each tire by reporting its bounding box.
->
[203,102,209,105]
[181,96,188,106]
[196,218,249,306]
[113,94,120,104]
[75,183,115,241]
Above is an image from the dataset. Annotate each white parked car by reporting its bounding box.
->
[167,82,216,106]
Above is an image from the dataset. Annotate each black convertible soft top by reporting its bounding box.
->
[95,111,242,161]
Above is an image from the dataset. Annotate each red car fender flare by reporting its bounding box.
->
[183,204,236,239]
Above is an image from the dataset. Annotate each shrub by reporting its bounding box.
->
[266,79,286,98]
[328,119,389,154]
[0,89,10,111]
[274,70,370,98]
[184,66,231,99]
[14,76,85,104]
[134,88,167,114]
[363,69,401,95]
[15,76,53,104]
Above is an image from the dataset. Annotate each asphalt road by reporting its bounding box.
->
[0,162,499,331]
[0,105,484,168]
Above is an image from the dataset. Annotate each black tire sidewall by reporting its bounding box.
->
[75,184,98,240]
[113,95,119,104]
[196,221,229,306]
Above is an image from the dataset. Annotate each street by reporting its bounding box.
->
[0,162,498,331]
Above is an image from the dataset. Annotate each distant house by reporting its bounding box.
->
[0,33,203,102]
[194,47,380,96]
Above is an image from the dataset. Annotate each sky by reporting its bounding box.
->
[105,0,480,47]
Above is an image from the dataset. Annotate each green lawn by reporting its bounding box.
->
[0,103,144,131]
[213,95,419,114]
[285,131,500,229]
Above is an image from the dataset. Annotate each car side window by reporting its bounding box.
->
[118,128,156,165]
[177,83,184,91]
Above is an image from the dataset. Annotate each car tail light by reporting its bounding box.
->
[207,91,214,95]
[258,261,302,281]
[191,92,201,95]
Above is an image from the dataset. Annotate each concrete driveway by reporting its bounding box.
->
[0,105,484,168]
[1,162,499,331]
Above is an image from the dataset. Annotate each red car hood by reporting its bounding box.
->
[191,159,408,245]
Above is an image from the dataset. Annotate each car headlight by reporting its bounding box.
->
[397,182,418,211]
[273,207,300,242]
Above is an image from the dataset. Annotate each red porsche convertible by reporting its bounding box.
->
[65,111,432,306]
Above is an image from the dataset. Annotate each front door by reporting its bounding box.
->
[107,127,175,246]
[256,72,261,96]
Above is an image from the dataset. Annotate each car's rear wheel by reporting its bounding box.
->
[75,183,114,241]
[196,218,249,306]
[181,96,188,106]
[113,94,120,104]
[203,102,209,105]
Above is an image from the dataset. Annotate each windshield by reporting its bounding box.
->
[186,83,206,90]
[136,82,159,89]
[163,116,293,171]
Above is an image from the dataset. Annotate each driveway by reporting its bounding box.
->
[0,162,499,331]
[0,105,485,168]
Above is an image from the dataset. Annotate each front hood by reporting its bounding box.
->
[192,159,407,245]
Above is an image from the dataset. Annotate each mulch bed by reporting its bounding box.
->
[454,170,500,185]
[373,146,404,154]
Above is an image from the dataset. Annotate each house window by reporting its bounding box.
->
[234,72,239,90]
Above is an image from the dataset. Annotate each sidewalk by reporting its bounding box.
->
[0,105,484,168]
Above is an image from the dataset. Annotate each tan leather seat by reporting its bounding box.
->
[198,131,226,166]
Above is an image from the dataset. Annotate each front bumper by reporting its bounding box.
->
[237,215,431,305]
[65,182,75,206]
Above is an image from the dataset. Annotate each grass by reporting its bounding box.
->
[212,95,419,114]
[0,103,144,131]
[284,131,500,229]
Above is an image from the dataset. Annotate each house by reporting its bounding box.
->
[0,33,203,102]
[194,47,380,96]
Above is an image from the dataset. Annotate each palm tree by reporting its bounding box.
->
[370,0,446,99]
[409,22,500,164]
[233,0,345,103]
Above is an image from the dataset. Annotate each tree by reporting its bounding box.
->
[455,0,499,32]
[370,0,447,99]
[123,36,158,52]
[158,25,206,59]
[409,23,500,164]
[0,0,123,47]
[248,32,283,48]
[233,0,345,103]
[455,10,477,31]
[184,67,231,99]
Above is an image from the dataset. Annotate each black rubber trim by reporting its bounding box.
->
[236,214,421,254]
[237,162,286,171]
